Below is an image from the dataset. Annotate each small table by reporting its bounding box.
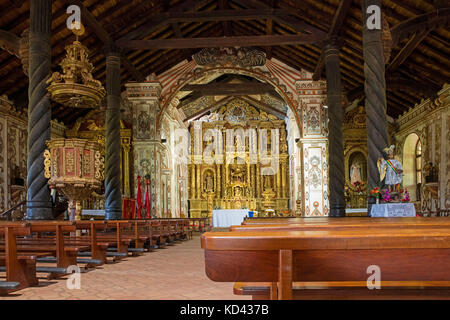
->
[212,209,249,228]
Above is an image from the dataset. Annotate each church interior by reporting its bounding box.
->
[0,0,449,302]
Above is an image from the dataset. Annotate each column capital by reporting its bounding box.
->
[125,82,162,101]
[323,36,345,52]
[104,42,122,57]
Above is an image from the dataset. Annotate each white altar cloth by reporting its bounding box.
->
[212,209,249,228]
[370,203,416,217]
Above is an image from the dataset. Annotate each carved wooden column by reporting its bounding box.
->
[104,47,122,219]
[190,164,195,198]
[216,164,221,198]
[362,0,389,194]
[196,165,201,199]
[256,162,261,197]
[325,38,346,217]
[26,0,53,220]
[281,160,287,198]
[276,162,281,197]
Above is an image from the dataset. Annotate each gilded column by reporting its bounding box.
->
[281,160,287,198]
[190,164,195,198]
[256,162,261,197]
[26,0,53,220]
[104,47,122,220]
[196,165,201,199]
[325,38,346,217]
[216,164,221,198]
[276,163,281,198]
[362,0,389,194]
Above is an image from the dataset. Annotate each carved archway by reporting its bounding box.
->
[156,65,302,135]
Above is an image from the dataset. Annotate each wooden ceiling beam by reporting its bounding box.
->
[312,0,352,81]
[120,0,223,41]
[233,0,327,36]
[116,33,325,50]
[183,96,234,122]
[219,0,232,36]
[0,29,20,56]
[240,95,287,119]
[180,83,277,96]
[391,7,450,46]
[387,30,430,73]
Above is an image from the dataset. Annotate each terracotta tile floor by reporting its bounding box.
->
[0,233,250,300]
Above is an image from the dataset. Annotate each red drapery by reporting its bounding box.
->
[145,178,151,219]
[136,175,143,219]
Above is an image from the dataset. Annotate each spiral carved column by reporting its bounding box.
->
[26,0,53,220]
[325,40,346,217]
[104,49,123,220]
[362,0,389,193]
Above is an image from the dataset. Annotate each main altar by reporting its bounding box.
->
[188,99,290,218]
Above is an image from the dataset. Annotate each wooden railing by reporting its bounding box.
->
[0,200,27,221]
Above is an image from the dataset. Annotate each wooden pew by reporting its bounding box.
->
[202,228,450,300]
[242,216,450,225]
[0,222,50,294]
[1,221,91,274]
[232,217,450,232]
[150,220,170,248]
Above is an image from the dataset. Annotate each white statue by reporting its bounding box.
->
[350,161,362,184]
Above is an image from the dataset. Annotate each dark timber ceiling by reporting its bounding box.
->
[0,0,448,127]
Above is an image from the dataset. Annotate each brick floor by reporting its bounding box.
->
[0,233,250,300]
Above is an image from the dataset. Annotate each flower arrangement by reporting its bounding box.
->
[369,187,381,199]
[402,189,410,202]
[382,189,391,202]
[351,181,365,194]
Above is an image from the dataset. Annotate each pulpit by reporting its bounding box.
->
[44,138,104,221]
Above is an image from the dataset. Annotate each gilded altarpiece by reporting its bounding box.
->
[343,106,368,209]
[188,99,290,218]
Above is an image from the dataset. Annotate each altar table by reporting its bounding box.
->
[212,209,249,228]
[370,203,416,217]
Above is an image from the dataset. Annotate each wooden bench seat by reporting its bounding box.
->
[0,223,42,294]
[234,281,450,300]
[202,227,450,300]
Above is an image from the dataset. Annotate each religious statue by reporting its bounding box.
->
[231,166,245,183]
[263,175,272,190]
[377,145,403,192]
[350,161,362,184]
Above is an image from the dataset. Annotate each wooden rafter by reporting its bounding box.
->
[63,0,144,82]
[180,83,277,96]
[312,0,352,81]
[183,96,234,122]
[116,33,326,50]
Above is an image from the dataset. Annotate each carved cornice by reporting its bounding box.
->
[193,47,266,68]
[125,82,162,101]
[396,83,449,131]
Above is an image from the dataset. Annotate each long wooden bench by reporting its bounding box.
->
[1,221,92,275]
[202,228,450,300]
[232,217,450,232]
[242,216,450,225]
[0,222,49,294]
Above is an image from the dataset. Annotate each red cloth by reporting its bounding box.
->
[145,178,151,219]
[136,176,143,219]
